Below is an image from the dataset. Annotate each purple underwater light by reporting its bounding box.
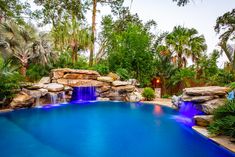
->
[174,101,204,127]
[70,86,97,103]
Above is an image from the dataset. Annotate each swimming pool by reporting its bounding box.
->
[0,101,234,157]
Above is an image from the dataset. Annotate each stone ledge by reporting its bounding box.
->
[0,108,13,113]
[192,126,235,153]
[184,86,229,96]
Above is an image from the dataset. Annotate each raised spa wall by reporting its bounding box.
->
[10,68,142,109]
[172,86,229,127]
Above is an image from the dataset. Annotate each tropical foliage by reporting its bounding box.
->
[0,57,22,104]
[215,9,235,72]
[142,87,156,101]
[208,100,235,138]
[0,1,234,102]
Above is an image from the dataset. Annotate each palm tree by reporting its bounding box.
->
[0,20,55,76]
[51,17,91,64]
[0,21,37,76]
[32,33,58,66]
[215,9,235,71]
[166,26,207,68]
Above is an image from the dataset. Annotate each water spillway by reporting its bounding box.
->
[70,86,97,102]
[173,101,204,127]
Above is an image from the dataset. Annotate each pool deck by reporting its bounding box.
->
[193,126,235,153]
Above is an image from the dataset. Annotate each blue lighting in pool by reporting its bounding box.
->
[174,101,204,127]
[70,86,97,103]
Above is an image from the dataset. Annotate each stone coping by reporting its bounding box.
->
[0,108,13,113]
[142,98,173,108]
[193,126,235,153]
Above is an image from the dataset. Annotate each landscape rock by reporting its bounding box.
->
[184,86,229,96]
[127,92,143,102]
[23,88,48,98]
[51,68,100,79]
[10,92,34,109]
[107,72,120,81]
[182,95,214,103]
[97,76,114,83]
[63,73,98,80]
[194,115,214,127]
[38,77,51,84]
[45,83,64,92]
[112,81,130,86]
[57,79,107,87]
[97,97,110,101]
[112,85,135,93]
[96,86,111,93]
[128,79,139,86]
[201,99,226,114]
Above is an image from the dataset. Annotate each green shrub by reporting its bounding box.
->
[116,68,130,80]
[0,58,23,106]
[53,52,88,69]
[208,100,235,138]
[227,82,235,91]
[27,64,51,81]
[91,63,109,75]
[162,94,171,99]
[142,87,155,101]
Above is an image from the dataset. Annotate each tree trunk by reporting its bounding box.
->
[20,65,27,77]
[89,0,97,67]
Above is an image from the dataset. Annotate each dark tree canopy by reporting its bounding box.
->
[0,0,30,24]
[172,0,190,6]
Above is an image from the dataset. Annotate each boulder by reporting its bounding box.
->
[201,99,226,114]
[184,86,229,96]
[127,79,139,86]
[63,73,98,80]
[96,86,111,93]
[26,83,45,90]
[64,86,73,91]
[107,72,120,81]
[38,77,51,84]
[97,97,110,101]
[57,79,107,87]
[112,85,135,93]
[182,95,214,103]
[10,92,34,109]
[22,88,48,98]
[127,92,143,102]
[112,81,130,87]
[172,95,182,108]
[45,83,64,92]
[194,115,214,127]
[51,68,100,79]
[97,76,114,83]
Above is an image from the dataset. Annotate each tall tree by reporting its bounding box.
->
[33,0,85,28]
[100,11,156,85]
[0,0,30,24]
[215,9,235,71]
[166,26,207,68]
[89,0,124,66]
[50,17,91,64]
[172,0,190,6]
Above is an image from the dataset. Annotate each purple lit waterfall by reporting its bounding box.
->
[173,101,204,127]
[70,86,97,103]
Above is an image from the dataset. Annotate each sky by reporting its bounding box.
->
[91,0,235,67]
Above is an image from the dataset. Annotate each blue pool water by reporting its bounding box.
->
[0,101,234,157]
